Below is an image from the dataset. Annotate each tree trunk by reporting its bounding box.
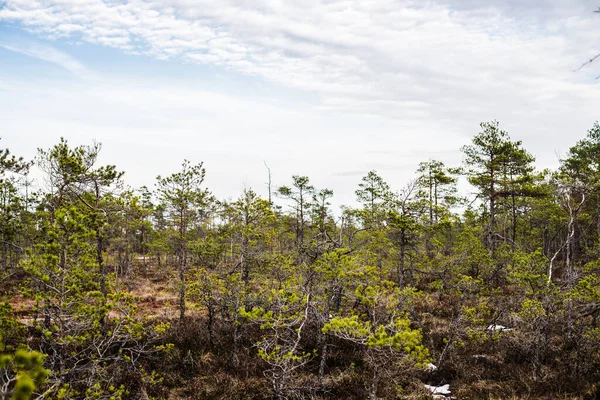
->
[488,162,496,253]
[242,234,250,287]
[318,335,328,385]
[207,299,215,347]
[399,228,406,286]
[434,179,438,223]
[429,169,433,225]
[98,234,106,298]
[179,251,186,323]
[97,231,107,330]
[368,368,378,400]
[489,194,496,252]
[318,299,331,385]
[511,192,517,245]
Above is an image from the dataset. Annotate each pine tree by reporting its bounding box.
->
[462,121,535,251]
[156,160,211,322]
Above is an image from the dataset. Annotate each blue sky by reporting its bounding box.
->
[1,0,600,207]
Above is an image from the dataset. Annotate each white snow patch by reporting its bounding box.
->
[487,324,514,332]
[424,383,451,396]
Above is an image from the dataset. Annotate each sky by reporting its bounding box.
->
[0,0,599,208]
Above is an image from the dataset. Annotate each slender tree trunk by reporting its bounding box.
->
[368,368,378,400]
[429,169,433,225]
[318,334,328,385]
[242,235,250,287]
[434,180,438,223]
[489,195,496,252]
[488,162,496,253]
[179,249,186,323]
[397,257,404,288]
[318,299,331,385]
[97,231,108,331]
[207,299,215,347]
[179,205,187,323]
[141,226,147,277]
[511,193,517,245]
[399,229,406,286]
[125,241,131,276]
[566,204,575,338]
[298,191,305,251]
[232,304,240,369]
[98,234,106,298]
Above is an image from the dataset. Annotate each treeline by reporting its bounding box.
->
[2,120,600,399]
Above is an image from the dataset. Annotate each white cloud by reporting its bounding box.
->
[1,0,600,205]
[0,37,94,78]
[2,0,599,117]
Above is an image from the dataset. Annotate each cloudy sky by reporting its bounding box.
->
[0,0,599,207]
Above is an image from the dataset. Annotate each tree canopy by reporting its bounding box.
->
[2,123,600,399]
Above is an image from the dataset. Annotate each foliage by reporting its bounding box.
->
[3,122,600,399]
[0,337,49,400]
